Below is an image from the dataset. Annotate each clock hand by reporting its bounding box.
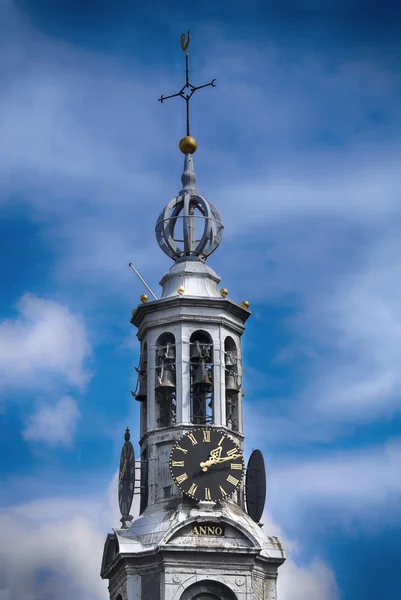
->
[119,461,127,487]
[208,464,231,472]
[200,453,242,471]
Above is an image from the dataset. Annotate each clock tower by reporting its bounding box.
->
[101,33,285,600]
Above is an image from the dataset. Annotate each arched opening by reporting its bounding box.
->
[180,579,238,600]
[155,332,176,427]
[190,330,213,425]
[115,595,123,600]
[224,336,239,432]
[133,342,148,437]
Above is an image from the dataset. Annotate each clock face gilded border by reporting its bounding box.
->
[169,428,244,502]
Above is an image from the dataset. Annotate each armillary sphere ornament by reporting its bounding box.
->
[170,429,244,502]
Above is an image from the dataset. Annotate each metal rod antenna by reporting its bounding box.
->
[128,263,158,300]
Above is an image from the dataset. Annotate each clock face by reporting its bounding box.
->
[170,428,244,502]
[118,441,135,516]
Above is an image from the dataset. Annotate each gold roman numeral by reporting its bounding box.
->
[176,473,188,484]
[219,485,227,497]
[188,483,198,496]
[227,447,241,458]
[218,435,225,446]
[171,460,185,467]
[205,487,211,500]
[203,430,211,442]
[176,445,188,454]
[187,433,198,445]
[231,463,242,470]
[226,475,239,486]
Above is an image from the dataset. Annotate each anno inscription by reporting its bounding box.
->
[192,523,225,536]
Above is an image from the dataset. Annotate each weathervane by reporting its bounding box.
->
[158,31,216,144]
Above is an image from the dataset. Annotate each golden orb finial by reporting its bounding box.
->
[176,285,185,295]
[179,136,198,154]
[241,300,250,309]
[140,294,149,303]
[220,288,228,298]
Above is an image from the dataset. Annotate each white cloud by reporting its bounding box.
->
[268,438,401,530]
[0,470,121,600]
[0,293,91,392]
[238,207,401,437]
[278,557,339,600]
[254,511,339,600]
[0,507,107,600]
[308,239,401,420]
[0,476,336,600]
[22,396,80,446]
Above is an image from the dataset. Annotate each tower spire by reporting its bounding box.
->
[158,30,216,153]
[155,31,223,264]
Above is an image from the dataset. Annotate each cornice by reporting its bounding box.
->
[131,296,250,329]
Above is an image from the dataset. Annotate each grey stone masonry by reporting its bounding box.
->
[101,499,285,600]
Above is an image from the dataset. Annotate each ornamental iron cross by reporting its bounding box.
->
[158,31,216,137]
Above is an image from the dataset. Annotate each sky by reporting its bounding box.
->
[0,0,400,598]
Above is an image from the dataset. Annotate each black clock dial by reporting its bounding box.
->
[118,440,135,516]
[170,428,244,502]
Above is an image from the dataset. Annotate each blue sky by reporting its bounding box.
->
[1,0,400,598]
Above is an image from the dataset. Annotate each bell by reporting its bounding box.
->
[135,376,148,401]
[225,371,240,392]
[165,341,175,360]
[191,340,203,359]
[155,365,176,390]
[192,359,212,389]
[138,352,147,371]
[225,351,236,368]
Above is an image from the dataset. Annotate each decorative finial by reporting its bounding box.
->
[180,153,197,193]
[179,136,198,154]
[155,32,223,263]
[241,300,250,309]
[124,427,130,442]
[140,294,149,303]
[176,285,185,295]
[220,288,228,297]
[158,31,216,144]
[180,30,190,54]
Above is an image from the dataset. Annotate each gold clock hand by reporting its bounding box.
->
[200,453,242,471]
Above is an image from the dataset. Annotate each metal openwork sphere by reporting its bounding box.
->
[155,193,224,262]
